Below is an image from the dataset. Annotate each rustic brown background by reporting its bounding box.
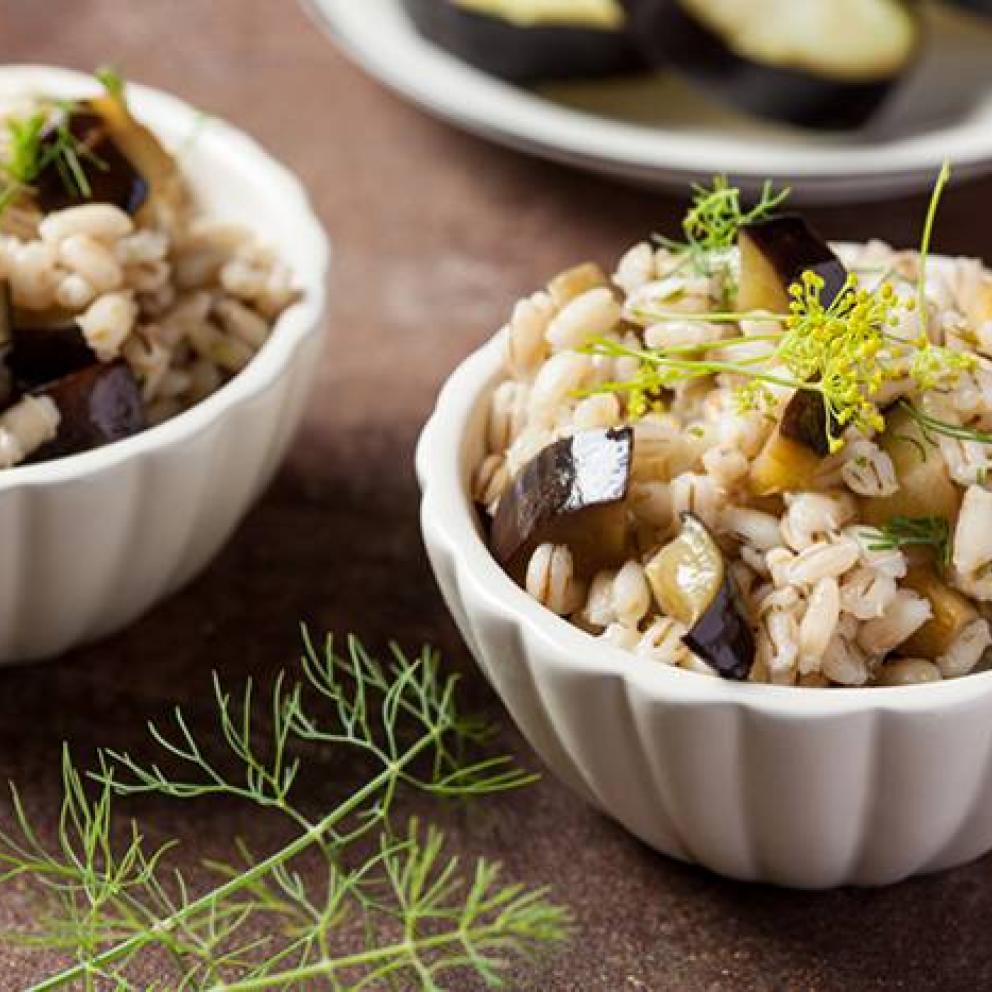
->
[2,1,992,989]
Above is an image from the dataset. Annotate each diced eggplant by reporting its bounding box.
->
[900,566,978,660]
[741,217,848,494]
[859,405,961,528]
[645,513,754,679]
[748,389,838,495]
[30,361,145,461]
[619,0,919,129]
[748,423,825,497]
[34,93,180,223]
[402,0,643,83]
[738,216,847,314]
[491,426,633,581]
[34,107,149,216]
[8,307,95,389]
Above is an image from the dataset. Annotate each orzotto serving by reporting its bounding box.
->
[0,70,296,466]
[477,177,992,687]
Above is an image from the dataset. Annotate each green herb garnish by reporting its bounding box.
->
[900,399,992,447]
[0,633,571,990]
[587,165,973,452]
[867,515,952,569]
[658,176,791,259]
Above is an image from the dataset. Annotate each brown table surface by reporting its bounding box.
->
[3,2,992,989]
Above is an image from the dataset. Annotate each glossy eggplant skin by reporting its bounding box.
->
[683,574,754,681]
[739,215,847,315]
[491,426,633,581]
[403,0,643,83]
[620,0,914,129]
[30,361,145,461]
[9,310,95,390]
[34,107,149,216]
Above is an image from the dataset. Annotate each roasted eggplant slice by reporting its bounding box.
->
[491,426,633,581]
[645,513,754,679]
[900,566,978,660]
[403,0,643,83]
[620,0,919,129]
[34,92,180,222]
[30,361,145,460]
[9,308,95,389]
[859,405,961,528]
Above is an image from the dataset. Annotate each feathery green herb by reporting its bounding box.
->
[0,633,570,990]
[657,176,791,259]
[586,166,973,452]
[867,515,952,569]
[900,399,992,447]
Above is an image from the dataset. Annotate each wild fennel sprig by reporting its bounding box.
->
[1,633,570,991]
[868,515,952,569]
[588,165,973,452]
[657,176,790,261]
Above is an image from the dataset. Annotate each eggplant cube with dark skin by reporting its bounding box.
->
[491,426,633,583]
[30,360,145,461]
[34,107,150,216]
[645,513,754,680]
[738,215,847,315]
[740,216,849,494]
[33,93,181,224]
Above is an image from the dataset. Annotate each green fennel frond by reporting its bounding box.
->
[867,515,952,569]
[0,633,568,991]
[657,176,790,260]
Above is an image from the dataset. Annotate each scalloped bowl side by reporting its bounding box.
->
[0,67,331,663]
[417,329,992,889]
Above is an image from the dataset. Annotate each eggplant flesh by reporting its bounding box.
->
[900,567,977,660]
[620,0,918,128]
[859,405,961,528]
[30,360,145,461]
[646,513,754,680]
[403,0,643,83]
[491,426,633,581]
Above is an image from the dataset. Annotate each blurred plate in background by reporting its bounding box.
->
[305,0,992,204]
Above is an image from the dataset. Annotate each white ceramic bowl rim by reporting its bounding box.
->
[418,324,992,718]
[0,65,331,491]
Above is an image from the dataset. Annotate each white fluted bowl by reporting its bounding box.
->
[417,330,992,889]
[0,67,330,663]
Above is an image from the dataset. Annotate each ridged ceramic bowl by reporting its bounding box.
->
[0,67,330,663]
[417,329,992,890]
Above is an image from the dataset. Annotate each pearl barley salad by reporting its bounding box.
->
[477,170,992,688]
[0,69,296,466]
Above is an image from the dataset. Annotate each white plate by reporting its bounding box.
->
[304,0,992,204]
